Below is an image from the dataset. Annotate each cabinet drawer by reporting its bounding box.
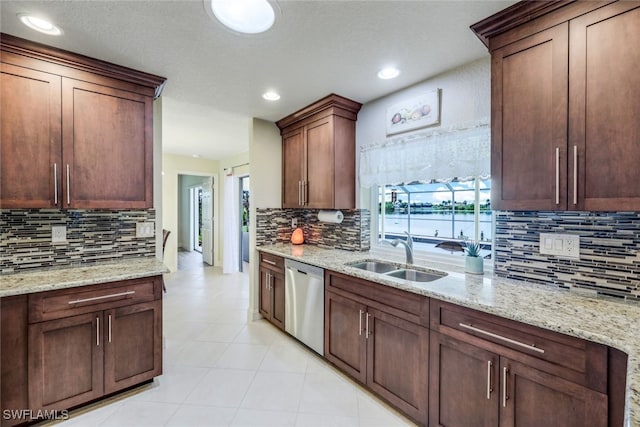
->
[430,299,607,392]
[29,276,162,323]
[259,252,284,272]
[327,271,428,326]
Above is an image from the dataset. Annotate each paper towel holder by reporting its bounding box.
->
[318,210,344,224]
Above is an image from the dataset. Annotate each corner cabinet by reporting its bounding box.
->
[325,271,429,425]
[473,1,640,211]
[0,33,165,209]
[276,94,362,209]
[258,253,285,330]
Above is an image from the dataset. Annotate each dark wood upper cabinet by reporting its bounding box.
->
[0,63,62,209]
[473,1,640,211]
[277,94,361,210]
[0,33,165,209]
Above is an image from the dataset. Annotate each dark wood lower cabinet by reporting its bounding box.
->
[429,331,499,427]
[28,312,104,410]
[367,308,429,423]
[429,331,608,427]
[104,300,162,394]
[258,253,286,330]
[502,357,607,427]
[325,289,428,425]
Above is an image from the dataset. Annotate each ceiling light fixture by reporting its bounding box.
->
[18,13,62,35]
[262,91,280,101]
[377,67,400,80]
[210,0,275,34]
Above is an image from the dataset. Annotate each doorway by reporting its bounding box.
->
[239,176,250,272]
[178,174,215,270]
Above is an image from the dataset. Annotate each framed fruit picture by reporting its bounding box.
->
[386,89,441,135]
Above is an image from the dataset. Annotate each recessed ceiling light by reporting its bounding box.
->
[18,13,62,35]
[262,91,280,101]
[210,0,275,34]
[377,67,400,80]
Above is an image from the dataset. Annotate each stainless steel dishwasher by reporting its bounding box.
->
[284,259,325,355]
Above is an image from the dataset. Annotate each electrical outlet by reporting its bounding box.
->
[539,233,580,259]
[51,225,67,243]
[292,218,298,228]
[136,222,155,238]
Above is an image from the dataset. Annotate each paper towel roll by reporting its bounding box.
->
[318,210,344,224]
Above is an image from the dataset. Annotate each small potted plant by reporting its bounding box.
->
[464,241,484,275]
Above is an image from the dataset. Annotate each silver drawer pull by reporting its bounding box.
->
[68,290,135,305]
[263,259,277,266]
[459,323,544,354]
[502,366,509,407]
[53,163,58,205]
[555,147,560,205]
[96,316,100,347]
[486,360,493,400]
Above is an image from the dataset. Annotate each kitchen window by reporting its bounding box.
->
[372,177,492,259]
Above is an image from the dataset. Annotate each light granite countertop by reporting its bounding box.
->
[0,258,168,297]
[258,243,640,427]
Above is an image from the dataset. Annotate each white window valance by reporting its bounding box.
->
[359,119,491,187]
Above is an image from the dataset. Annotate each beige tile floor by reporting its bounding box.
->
[52,260,417,426]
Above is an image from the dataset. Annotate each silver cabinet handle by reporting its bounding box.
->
[53,163,58,205]
[573,145,578,205]
[459,323,544,354]
[66,164,71,206]
[502,366,508,407]
[263,259,277,266]
[555,147,560,204]
[358,310,363,336]
[108,314,112,343]
[265,272,270,290]
[487,360,493,400]
[298,181,302,206]
[68,290,135,305]
[365,312,371,339]
[303,181,308,206]
[96,316,100,346]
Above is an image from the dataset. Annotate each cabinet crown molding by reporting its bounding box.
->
[276,93,362,131]
[1,33,167,98]
[470,0,574,47]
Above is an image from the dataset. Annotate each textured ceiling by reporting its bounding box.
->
[0,0,514,160]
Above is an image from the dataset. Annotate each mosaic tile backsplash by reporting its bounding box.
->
[256,208,370,251]
[494,211,640,301]
[0,209,156,274]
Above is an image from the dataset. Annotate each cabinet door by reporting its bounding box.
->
[491,23,569,210]
[324,291,367,383]
[429,331,499,427]
[569,2,640,210]
[282,128,304,208]
[366,308,428,424]
[104,300,162,394]
[62,78,153,209]
[258,267,273,320]
[1,296,29,427]
[28,312,104,411]
[499,357,607,427]
[270,270,286,330]
[305,116,334,209]
[0,62,62,209]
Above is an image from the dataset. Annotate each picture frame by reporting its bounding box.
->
[386,89,441,135]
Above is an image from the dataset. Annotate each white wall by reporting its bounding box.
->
[356,58,491,207]
[248,118,282,320]
[162,154,219,272]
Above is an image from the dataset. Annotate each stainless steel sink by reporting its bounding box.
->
[346,260,399,273]
[385,268,447,283]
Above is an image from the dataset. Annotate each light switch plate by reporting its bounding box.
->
[539,233,580,259]
[291,218,298,228]
[136,222,155,238]
[51,225,67,243]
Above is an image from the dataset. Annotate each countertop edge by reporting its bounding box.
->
[0,258,169,297]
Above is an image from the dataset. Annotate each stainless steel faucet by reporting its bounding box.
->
[385,231,414,264]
